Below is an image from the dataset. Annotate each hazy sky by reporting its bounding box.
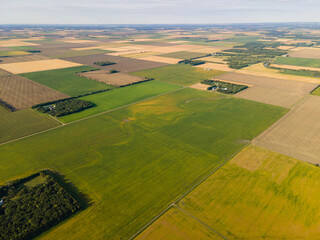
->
[1,0,319,24]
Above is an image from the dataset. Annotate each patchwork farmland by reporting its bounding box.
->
[2,24,320,240]
[0,74,68,110]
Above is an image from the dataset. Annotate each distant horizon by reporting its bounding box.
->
[1,0,320,25]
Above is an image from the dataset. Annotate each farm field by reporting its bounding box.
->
[0,50,30,57]
[59,80,180,122]
[78,70,145,86]
[0,74,68,110]
[289,47,320,59]
[271,63,320,72]
[132,64,225,86]
[63,54,167,72]
[0,106,60,143]
[195,62,233,72]
[311,86,320,95]
[136,207,223,240]
[158,51,206,59]
[274,57,320,68]
[254,95,320,164]
[216,72,317,107]
[178,145,320,240]
[137,56,182,64]
[0,59,82,74]
[0,54,50,64]
[0,88,286,240]
[237,63,320,84]
[51,49,112,58]
[21,66,113,96]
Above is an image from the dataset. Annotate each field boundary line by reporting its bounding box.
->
[174,204,229,240]
[252,95,310,144]
[0,86,186,146]
[289,94,310,109]
[49,115,66,125]
[128,143,249,240]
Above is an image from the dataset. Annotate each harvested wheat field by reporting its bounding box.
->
[136,207,223,240]
[0,59,82,74]
[289,48,320,59]
[188,47,228,53]
[0,69,11,76]
[189,83,211,91]
[237,63,320,84]
[0,75,68,110]
[271,63,320,72]
[195,63,233,72]
[198,56,227,64]
[0,39,39,47]
[216,72,317,107]
[78,71,144,86]
[137,56,182,64]
[63,54,168,72]
[254,95,320,164]
[60,39,99,44]
[277,45,295,50]
[121,51,160,58]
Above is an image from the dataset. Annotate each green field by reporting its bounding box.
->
[52,49,113,58]
[137,207,223,240]
[179,145,320,239]
[132,64,225,86]
[0,106,60,143]
[21,66,113,97]
[8,46,36,51]
[311,85,320,96]
[274,57,320,68]
[158,51,206,59]
[59,80,181,123]
[0,88,286,240]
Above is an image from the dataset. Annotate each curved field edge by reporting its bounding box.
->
[0,88,287,239]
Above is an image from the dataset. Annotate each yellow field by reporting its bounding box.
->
[137,56,182,64]
[0,59,82,74]
[195,62,233,71]
[237,63,320,84]
[189,83,211,91]
[271,63,320,72]
[137,207,223,240]
[0,39,39,47]
[179,145,320,240]
[121,51,160,58]
[61,39,98,44]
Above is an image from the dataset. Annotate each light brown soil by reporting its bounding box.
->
[0,59,82,74]
[189,83,211,91]
[137,56,182,64]
[195,63,232,72]
[0,55,50,64]
[253,95,320,164]
[0,75,68,110]
[289,48,320,59]
[271,63,320,72]
[216,72,317,107]
[79,71,144,86]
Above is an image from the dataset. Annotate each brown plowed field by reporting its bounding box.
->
[253,95,320,164]
[0,75,69,110]
[63,54,168,73]
[216,72,317,107]
[78,71,144,86]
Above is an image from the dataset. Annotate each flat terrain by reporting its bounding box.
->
[63,54,168,73]
[59,80,180,122]
[254,95,320,164]
[137,207,223,240]
[0,88,286,240]
[51,49,111,58]
[195,62,233,72]
[137,56,182,64]
[158,51,206,59]
[0,75,68,110]
[0,50,30,57]
[179,145,320,240]
[0,55,50,64]
[0,59,83,74]
[0,106,60,143]
[271,63,320,72]
[21,66,113,96]
[216,72,317,107]
[274,57,320,68]
[78,71,145,86]
[289,47,320,59]
[237,63,320,84]
[132,64,225,86]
